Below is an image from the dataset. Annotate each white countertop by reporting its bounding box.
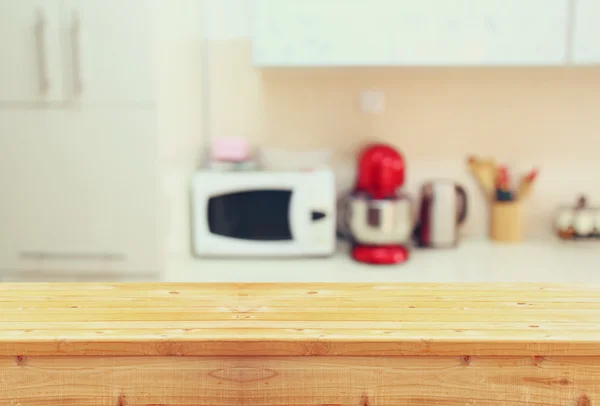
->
[4,239,600,283]
[127,164,600,285]
[163,239,600,283]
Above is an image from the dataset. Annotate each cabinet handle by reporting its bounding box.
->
[34,9,50,95]
[20,251,126,262]
[71,11,83,96]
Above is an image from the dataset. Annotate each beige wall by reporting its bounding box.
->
[207,40,600,240]
[209,41,600,162]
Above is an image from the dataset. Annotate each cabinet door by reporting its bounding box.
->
[0,110,160,275]
[60,0,155,105]
[253,0,396,66]
[253,0,569,66]
[572,0,600,64]
[0,0,64,102]
[392,0,568,66]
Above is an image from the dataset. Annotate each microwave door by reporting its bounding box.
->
[207,189,293,241]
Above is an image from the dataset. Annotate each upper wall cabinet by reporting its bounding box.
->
[0,1,64,102]
[253,0,570,67]
[0,0,154,105]
[572,0,600,64]
[61,0,154,105]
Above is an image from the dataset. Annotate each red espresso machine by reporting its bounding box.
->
[346,144,412,265]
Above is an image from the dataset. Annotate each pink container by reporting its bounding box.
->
[211,137,251,162]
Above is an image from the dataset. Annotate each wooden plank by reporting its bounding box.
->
[3,321,600,331]
[8,298,600,309]
[4,337,600,357]
[1,326,599,342]
[0,356,237,406]
[239,356,600,406]
[4,282,600,294]
[1,356,600,405]
[5,307,600,322]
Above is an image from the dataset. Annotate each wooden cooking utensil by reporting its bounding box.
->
[516,168,539,201]
[467,156,497,201]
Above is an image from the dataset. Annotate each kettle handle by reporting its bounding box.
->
[457,186,468,224]
[336,191,353,242]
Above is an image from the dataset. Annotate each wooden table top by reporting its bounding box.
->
[2,283,600,356]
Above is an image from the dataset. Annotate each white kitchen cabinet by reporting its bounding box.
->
[0,110,160,275]
[0,0,153,104]
[572,0,600,64]
[253,0,569,66]
[60,0,155,105]
[0,1,64,102]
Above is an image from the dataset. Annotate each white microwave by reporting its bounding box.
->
[191,170,336,257]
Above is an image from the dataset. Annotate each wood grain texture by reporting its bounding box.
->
[2,283,600,356]
[0,356,238,406]
[2,283,600,405]
[1,356,600,405]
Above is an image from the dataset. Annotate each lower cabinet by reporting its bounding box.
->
[0,109,161,275]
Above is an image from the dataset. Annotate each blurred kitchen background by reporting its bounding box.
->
[2,0,600,279]
[163,1,600,253]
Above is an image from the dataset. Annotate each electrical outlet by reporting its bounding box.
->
[359,89,385,114]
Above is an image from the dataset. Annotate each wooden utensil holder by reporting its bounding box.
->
[490,201,522,243]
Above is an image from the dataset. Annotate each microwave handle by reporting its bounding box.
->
[288,188,301,240]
